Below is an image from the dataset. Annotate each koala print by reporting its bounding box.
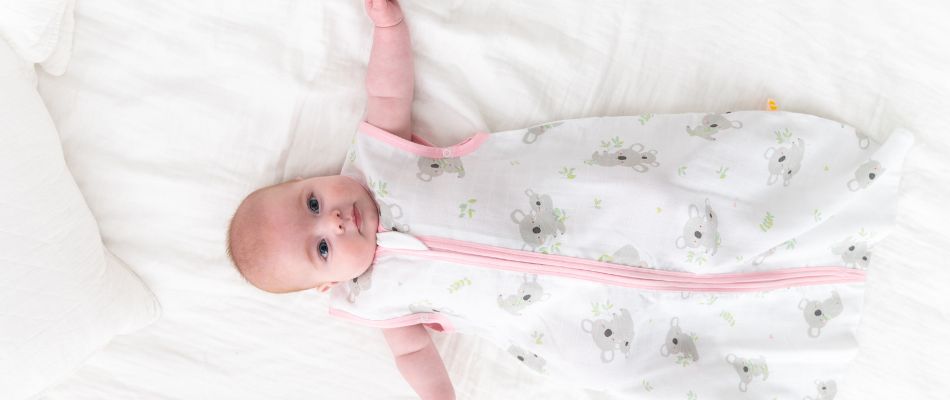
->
[522,122,564,144]
[765,137,806,186]
[847,160,885,191]
[507,345,547,373]
[798,291,844,338]
[831,238,871,269]
[685,112,743,141]
[416,156,465,182]
[610,245,647,267]
[497,274,551,315]
[659,317,699,363]
[675,198,720,256]
[855,131,871,149]
[581,308,635,363]
[803,379,838,400]
[589,143,660,172]
[377,198,410,233]
[511,190,566,250]
[346,265,374,303]
[725,354,769,392]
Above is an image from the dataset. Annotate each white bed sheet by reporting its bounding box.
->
[34,0,949,399]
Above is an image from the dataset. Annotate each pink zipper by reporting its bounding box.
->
[375,235,865,293]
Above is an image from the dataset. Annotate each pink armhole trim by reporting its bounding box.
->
[358,121,489,159]
[329,307,456,332]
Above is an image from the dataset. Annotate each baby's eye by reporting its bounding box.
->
[318,239,329,259]
[308,194,320,214]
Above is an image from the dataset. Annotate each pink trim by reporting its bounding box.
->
[372,235,865,293]
[329,307,455,332]
[359,121,490,159]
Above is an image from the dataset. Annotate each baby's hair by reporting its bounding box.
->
[226,187,269,285]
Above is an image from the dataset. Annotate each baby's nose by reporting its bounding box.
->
[324,209,345,234]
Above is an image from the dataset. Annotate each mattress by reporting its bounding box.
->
[34,0,950,398]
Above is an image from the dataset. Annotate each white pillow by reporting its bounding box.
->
[0,0,75,75]
[0,39,160,400]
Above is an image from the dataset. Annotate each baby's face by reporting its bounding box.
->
[231,175,379,293]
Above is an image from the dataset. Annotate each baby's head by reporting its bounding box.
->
[227,175,379,293]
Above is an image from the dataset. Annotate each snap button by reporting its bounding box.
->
[442,148,452,157]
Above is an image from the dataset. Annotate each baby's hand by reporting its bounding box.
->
[365,0,405,28]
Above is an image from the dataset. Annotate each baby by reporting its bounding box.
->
[227,1,454,399]
[228,1,911,398]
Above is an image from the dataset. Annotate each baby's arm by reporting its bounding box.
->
[382,325,455,399]
[364,0,414,141]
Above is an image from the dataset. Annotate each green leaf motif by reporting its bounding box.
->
[558,167,577,180]
[784,239,797,250]
[643,380,654,392]
[594,198,602,209]
[532,331,545,345]
[458,199,477,218]
[774,128,793,144]
[447,277,472,293]
[717,166,729,180]
[687,390,697,400]
[759,212,775,232]
[367,177,389,197]
[639,113,654,125]
[720,311,736,327]
[678,166,688,176]
[814,209,822,222]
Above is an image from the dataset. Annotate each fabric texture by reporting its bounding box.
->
[330,112,911,397]
[0,39,159,400]
[0,0,75,76]
[30,1,949,399]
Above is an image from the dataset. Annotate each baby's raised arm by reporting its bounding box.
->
[363,2,452,398]
[364,0,414,141]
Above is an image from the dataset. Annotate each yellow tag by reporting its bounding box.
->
[767,99,778,111]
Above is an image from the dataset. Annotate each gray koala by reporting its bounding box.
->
[610,245,645,267]
[377,198,410,233]
[831,238,871,269]
[847,160,885,191]
[416,156,465,182]
[686,112,743,141]
[589,143,660,172]
[659,317,699,363]
[511,190,565,250]
[498,274,551,315]
[581,308,635,363]
[803,379,838,400]
[765,137,806,186]
[522,122,564,144]
[855,131,870,149]
[675,199,720,256]
[798,291,844,338]
[507,345,547,373]
[725,354,769,392]
[346,265,373,303]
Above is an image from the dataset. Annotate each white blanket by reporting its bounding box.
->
[35,0,950,398]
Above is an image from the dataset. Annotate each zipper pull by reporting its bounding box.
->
[376,231,429,250]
